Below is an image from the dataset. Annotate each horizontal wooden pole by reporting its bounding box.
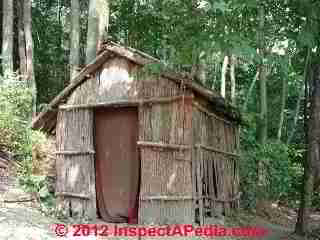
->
[55,150,95,155]
[59,95,194,110]
[140,95,194,105]
[196,144,239,158]
[137,141,191,150]
[56,192,90,200]
[140,193,241,202]
[3,198,35,203]
[140,195,193,201]
[202,192,241,203]
[193,102,233,125]
[59,100,139,110]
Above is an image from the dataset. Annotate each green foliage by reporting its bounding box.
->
[18,130,56,215]
[0,75,33,155]
[0,75,55,215]
[240,126,304,209]
[18,169,55,214]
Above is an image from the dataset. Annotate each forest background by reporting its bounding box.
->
[0,0,320,236]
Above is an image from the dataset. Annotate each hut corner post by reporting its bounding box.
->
[55,109,96,220]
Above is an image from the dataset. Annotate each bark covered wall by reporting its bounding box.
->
[192,99,240,224]
[137,74,194,225]
[55,56,138,219]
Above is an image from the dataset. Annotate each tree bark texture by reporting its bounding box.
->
[288,49,311,145]
[256,4,268,190]
[242,71,259,112]
[2,0,14,74]
[257,5,267,145]
[17,0,27,79]
[193,52,206,85]
[85,0,98,64]
[277,75,287,141]
[97,0,109,51]
[24,0,36,116]
[295,64,320,235]
[85,0,109,64]
[230,55,236,105]
[70,0,80,80]
[220,55,229,98]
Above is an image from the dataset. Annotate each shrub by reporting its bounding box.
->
[239,126,304,209]
[0,74,33,156]
[0,74,56,215]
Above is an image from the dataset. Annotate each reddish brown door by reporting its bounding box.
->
[94,107,140,223]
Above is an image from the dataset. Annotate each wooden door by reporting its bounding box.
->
[94,107,140,223]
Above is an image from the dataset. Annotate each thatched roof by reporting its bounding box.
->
[31,41,241,133]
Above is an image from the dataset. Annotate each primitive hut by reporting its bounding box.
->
[31,41,241,225]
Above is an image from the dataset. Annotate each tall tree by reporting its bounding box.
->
[97,0,109,51]
[2,0,14,74]
[277,73,287,141]
[257,4,268,145]
[70,0,80,80]
[85,0,109,64]
[242,71,259,112]
[230,54,236,105]
[295,62,320,235]
[256,3,269,189]
[18,0,27,79]
[220,55,228,98]
[24,0,36,116]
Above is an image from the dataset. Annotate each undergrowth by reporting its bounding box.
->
[239,126,305,210]
[0,73,55,216]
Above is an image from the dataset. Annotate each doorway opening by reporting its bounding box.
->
[94,107,140,224]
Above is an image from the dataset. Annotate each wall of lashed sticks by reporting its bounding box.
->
[137,75,194,225]
[192,101,240,225]
[137,75,240,225]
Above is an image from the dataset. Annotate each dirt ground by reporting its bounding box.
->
[1,167,319,240]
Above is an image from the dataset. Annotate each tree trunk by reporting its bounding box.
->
[191,51,206,85]
[97,0,109,51]
[230,54,236,105]
[85,0,98,64]
[70,0,80,81]
[295,63,320,235]
[2,0,14,75]
[18,0,27,80]
[288,49,311,145]
[256,5,268,189]
[197,54,206,85]
[242,71,259,112]
[277,75,287,141]
[85,0,109,64]
[258,65,268,144]
[220,55,229,98]
[212,57,219,90]
[287,86,303,145]
[257,5,267,145]
[24,0,36,117]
